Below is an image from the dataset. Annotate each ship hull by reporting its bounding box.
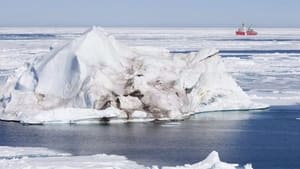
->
[236,31,246,35]
[235,31,257,36]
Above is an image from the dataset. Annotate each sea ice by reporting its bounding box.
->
[0,27,267,124]
[0,146,70,158]
[0,146,252,169]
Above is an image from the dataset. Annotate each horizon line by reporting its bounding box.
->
[1,25,300,28]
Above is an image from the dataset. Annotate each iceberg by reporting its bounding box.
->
[0,146,252,169]
[0,27,267,124]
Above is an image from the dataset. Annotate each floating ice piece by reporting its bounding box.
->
[18,107,121,124]
[0,27,268,124]
[161,151,252,169]
[0,146,252,169]
[0,146,70,158]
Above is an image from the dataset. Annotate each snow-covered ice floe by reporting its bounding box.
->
[0,146,70,159]
[0,146,252,169]
[0,27,267,124]
[223,54,300,106]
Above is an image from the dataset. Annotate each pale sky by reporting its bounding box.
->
[0,0,299,27]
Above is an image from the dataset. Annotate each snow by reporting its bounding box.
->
[0,146,70,158]
[0,27,270,124]
[132,110,148,118]
[0,146,252,169]
[162,151,253,169]
[223,54,300,106]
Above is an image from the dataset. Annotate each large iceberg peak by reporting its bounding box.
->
[33,26,132,99]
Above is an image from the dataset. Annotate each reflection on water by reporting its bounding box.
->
[0,106,300,169]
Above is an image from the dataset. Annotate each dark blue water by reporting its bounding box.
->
[0,106,299,169]
[213,38,300,42]
[0,33,80,40]
[220,49,300,54]
[171,49,300,55]
[0,34,56,40]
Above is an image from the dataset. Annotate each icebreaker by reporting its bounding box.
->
[0,27,267,124]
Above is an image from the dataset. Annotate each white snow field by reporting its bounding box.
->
[0,146,252,169]
[0,27,266,124]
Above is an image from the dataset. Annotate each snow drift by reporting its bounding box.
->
[0,146,253,169]
[0,27,267,124]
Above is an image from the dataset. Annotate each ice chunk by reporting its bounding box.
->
[0,27,267,124]
[0,146,70,158]
[162,151,249,169]
[132,110,148,118]
[14,63,38,91]
[119,96,143,110]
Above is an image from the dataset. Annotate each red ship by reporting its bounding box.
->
[236,24,257,36]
